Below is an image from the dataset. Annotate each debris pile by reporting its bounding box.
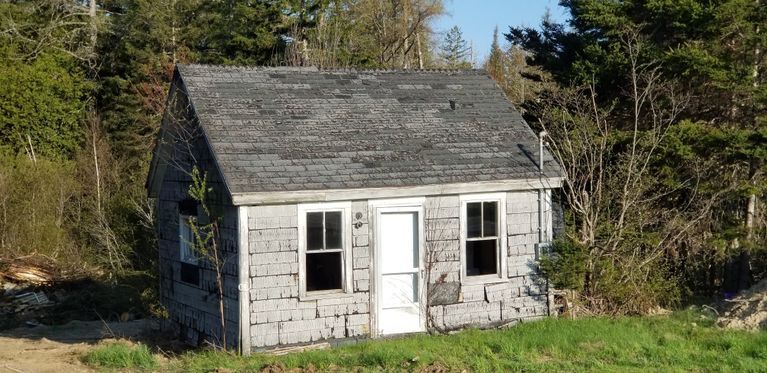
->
[4,291,53,314]
[2,262,54,284]
[717,279,767,331]
[1,260,58,327]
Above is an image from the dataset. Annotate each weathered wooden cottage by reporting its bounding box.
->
[146,64,563,353]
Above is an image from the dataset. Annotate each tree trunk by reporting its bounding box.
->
[92,123,101,216]
[89,0,97,59]
[402,0,411,69]
[416,31,424,69]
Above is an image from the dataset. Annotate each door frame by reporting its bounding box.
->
[368,197,426,337]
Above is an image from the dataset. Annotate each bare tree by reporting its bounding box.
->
[186,167,228,349]
[537,28,706,313]
[1,0,103,68]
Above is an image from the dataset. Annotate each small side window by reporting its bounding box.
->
[178,199,200,286]
[179,214,198,265]
[465,201,499,276]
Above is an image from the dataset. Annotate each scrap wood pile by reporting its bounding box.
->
[0,259,57,318]
[717,279,767,331]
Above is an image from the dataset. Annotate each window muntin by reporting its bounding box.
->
[304,210,345,292]
[465,201,499,276]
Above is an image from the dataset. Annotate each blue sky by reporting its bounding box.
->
[434,0,569,64]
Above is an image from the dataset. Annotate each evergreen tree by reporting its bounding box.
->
[506,0,767,296]
[439,25,472,68]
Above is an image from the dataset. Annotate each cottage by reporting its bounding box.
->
[146,64,564,353]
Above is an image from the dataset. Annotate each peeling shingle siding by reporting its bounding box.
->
[156,84,240,348]
[245,191,549,350]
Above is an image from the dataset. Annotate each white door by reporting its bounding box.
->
[376,209,424,335]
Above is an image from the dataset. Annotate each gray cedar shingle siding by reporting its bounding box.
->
[175,65,562,195]
[246,193,548,348]
[155,80,240,348]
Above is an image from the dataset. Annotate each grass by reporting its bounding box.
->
[82,342,158,371]
[85,311,767,372]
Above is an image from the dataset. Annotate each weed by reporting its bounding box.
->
[83,342,157,370]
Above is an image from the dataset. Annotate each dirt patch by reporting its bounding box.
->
[0,319,155,373]
[717,279,767,331]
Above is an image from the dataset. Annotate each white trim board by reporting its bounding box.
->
[237,206,251,355]
[231,177,564,205]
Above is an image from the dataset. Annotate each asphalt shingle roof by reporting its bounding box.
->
[176,64,562,194]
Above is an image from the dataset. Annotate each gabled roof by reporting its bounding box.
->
[152,64,562,202]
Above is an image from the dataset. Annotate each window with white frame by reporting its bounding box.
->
[461,194,505,279]
[299,202,352,295]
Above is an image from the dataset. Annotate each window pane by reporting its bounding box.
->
[466,239,498,276]
[466,202,482,238]
[306,252,343,291]
[483,201,498,237]
[307,212,324,250]
[325,211,343,249]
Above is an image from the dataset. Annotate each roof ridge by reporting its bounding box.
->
[177,63,485,74]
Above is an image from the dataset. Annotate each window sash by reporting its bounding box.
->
[179,214,198,265]
[306,248,344,254]
[303,208,347,294]
[460,195,505,281]
[467,201,498,239]
[466,236,499,242]
[306,210,344,251]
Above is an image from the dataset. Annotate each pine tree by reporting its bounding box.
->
[439,25,471,68]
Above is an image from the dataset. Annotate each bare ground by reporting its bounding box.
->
[717,279,767,331]
[0,319,153,373]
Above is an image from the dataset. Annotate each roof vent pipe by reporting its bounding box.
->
[539,131,548,175]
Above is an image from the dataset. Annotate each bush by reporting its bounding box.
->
[0,156,83,265]
[539,238,589,291]
[541,238,680,314]
[83,342,157,370]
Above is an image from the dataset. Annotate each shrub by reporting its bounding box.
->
[0,156,82,264]
[540,237,680,314]
[539,238,589,291]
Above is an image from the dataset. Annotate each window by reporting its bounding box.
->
[179,214,198,264]
[461,194,506,281]
[299,202,352,297]
[178,199,200,286]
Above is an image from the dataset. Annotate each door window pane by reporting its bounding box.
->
[381,274,418,308]
[306,252,342,291]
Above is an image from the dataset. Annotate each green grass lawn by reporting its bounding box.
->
[84,311,767,372]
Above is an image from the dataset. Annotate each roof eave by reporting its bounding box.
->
[230,176,564,205]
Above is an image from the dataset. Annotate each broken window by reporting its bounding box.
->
[465,201,499,276]
[305,211,344,291]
